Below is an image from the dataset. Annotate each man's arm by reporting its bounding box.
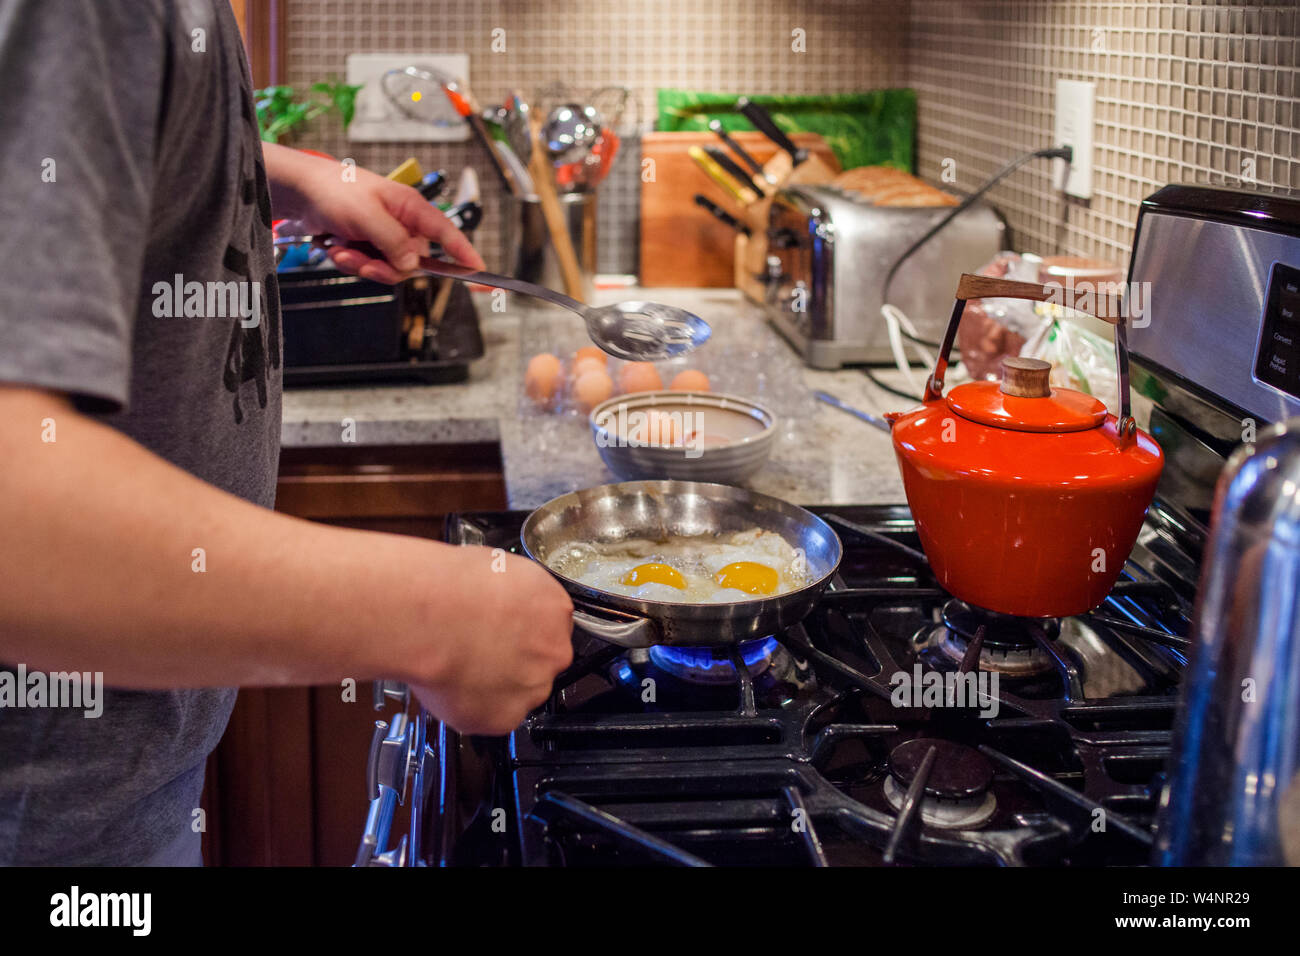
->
[0,386,573,734]
[261,143,486,283]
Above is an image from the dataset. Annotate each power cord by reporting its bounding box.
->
[866,144,1075,402]
[879,145,1074,344]
[863,365,928,403]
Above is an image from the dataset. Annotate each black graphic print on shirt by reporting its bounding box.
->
[221,61,281,424]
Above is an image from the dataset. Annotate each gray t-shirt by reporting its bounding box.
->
[0,1,281,864]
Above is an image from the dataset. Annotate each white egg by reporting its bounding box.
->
[632,581,692,602]
[552,529,813,605]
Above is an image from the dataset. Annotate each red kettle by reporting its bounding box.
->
[888,274,1164,618]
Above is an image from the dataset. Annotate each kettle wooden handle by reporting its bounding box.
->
[924,273,1136,444]
[954,273,1123,324]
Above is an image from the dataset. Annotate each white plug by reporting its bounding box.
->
[1054,79,1095,200]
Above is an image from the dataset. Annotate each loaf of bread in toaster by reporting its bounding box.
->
[832,166,959,207]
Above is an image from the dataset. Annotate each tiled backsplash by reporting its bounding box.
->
[283,0,1299,276]
[283,0,910,272]
[911,1,1300,268]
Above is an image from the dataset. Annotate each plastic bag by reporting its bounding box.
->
[955,252,1044,380]
[952,250,1121,413]
[1021,315,1120,414]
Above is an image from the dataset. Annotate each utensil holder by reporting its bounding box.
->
[505,192,597,301]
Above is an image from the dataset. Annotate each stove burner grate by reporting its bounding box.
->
[926,600,1059,676]
[943,600,1057,649]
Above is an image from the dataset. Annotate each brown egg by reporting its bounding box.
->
[524,353,563,407]
[643,410,681,446]
[629,409,680,446]
[669,369,711,392]
[618,362,663,394]
[571,368,614,413]
[573,345,607,366]
[570,355,608,382]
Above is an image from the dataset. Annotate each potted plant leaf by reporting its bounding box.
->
[255,81,362,144]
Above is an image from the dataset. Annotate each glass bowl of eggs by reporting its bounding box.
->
[523,345,716,417]
[587,389,777,484]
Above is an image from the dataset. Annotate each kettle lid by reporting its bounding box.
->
[946,357,1108,434]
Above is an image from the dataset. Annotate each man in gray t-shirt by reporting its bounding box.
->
[0,0,574,866]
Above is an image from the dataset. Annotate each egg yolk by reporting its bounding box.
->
[713,562,779,595]
[622,562,686,590]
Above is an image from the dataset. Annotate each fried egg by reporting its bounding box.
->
[548,529,810,604]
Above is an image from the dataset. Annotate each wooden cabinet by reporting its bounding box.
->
[201,440,506,866]
[230,0,284,88]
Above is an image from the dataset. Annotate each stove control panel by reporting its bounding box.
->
[1128,191,1300,426]
[1255,261,1300,400]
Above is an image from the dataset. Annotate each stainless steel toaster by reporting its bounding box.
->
[761,184,1005,367]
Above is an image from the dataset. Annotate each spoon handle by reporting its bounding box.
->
[280,231,589,317]
[814,390,891,433]
[413,257,587,316]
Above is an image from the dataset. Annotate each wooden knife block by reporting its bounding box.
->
[733,151,838,304]
[639,131,839,288]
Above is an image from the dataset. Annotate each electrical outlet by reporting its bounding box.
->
[1054,79,1095,200]
[346,53,471,143]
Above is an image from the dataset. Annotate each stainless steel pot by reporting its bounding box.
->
[506,192,596,298]
[1154,418,1300,866]
[521,480,842,648]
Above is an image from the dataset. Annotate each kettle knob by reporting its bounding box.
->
[999,357,1052,398]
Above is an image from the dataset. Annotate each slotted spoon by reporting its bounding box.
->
[275,226,712,361]
[412,257,711,360]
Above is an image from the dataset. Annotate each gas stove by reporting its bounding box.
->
[369,497,1202,868]
[349,184,1300,870]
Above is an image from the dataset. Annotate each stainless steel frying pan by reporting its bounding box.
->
[521,480,842,648]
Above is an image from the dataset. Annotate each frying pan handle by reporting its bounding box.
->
[571,609,658,649]
[925,273,1135,441]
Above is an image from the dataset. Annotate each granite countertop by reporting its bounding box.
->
[280,287,912,509]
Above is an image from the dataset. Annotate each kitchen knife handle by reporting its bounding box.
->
[416,170,448,201]
[735,97,805,164]
[693,194,751,236]
[703,145,768,195]
[707,119,767,178]
[444,200,482,233]
[687,146,759,205]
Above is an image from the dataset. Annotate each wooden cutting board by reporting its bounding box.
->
[639,131,840,288]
